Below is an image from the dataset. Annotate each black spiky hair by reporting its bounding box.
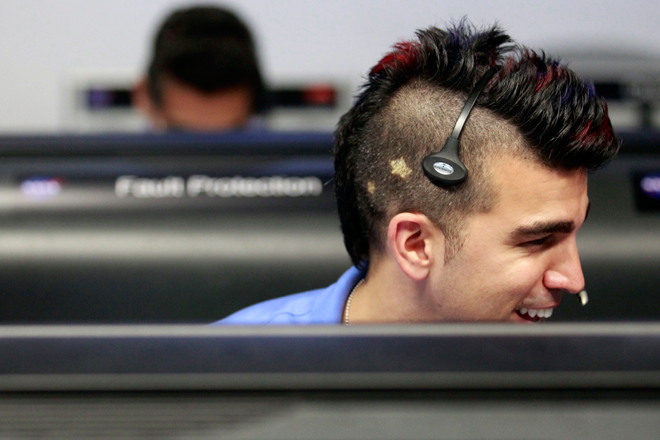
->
[334,21,619,268]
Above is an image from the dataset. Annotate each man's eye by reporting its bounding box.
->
[522,235,552,246]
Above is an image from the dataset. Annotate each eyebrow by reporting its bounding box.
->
[511,220,576,239]
[511,201,591,240]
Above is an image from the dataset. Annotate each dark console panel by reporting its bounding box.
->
[0,132,350,323]
[0,324,658,439]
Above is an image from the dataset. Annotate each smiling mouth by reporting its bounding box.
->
[515,307,553,322]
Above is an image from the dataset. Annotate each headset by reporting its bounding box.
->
[422,66,501,186]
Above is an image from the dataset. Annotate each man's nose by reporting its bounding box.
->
[543,238,585,294]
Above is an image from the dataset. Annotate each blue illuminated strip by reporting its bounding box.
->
[640,174,660,200]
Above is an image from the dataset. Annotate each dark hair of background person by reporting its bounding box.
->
[146,5,266,114]
[334,20,620,270]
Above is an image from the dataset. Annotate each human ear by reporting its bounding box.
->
[387,212,444,281]
[132,77,165,129]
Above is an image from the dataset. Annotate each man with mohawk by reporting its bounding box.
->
[219,21,619,325]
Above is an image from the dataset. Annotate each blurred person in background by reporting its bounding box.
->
[133,5,266,131]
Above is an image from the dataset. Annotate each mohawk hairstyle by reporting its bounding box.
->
[334,21,619,269]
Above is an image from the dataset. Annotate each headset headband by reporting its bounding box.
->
[422,65,501,185]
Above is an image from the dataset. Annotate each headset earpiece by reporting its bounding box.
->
[422,66,500,186]
[422,137,467,185]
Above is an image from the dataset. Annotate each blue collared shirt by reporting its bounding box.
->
[215,267,364,324]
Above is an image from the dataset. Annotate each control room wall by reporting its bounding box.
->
[0,0,658,133]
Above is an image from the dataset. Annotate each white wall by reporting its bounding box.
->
[0,0,658,132]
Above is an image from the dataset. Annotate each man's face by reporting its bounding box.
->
[431,152,589,323]
[151,78,254,131]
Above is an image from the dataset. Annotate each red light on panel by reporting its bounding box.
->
[302,84,337,106]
